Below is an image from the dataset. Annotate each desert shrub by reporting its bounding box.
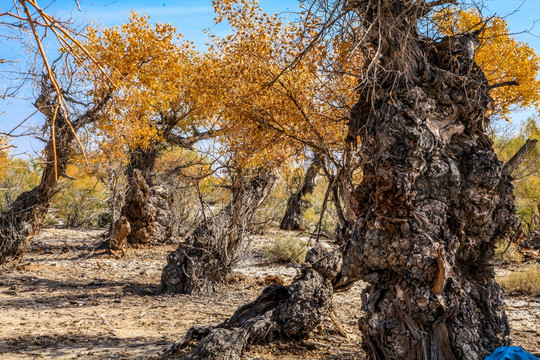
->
[497,264,540,295]
[43,214,59,226]
[264,235,309,264]
[156,148,220,238]
[54,184,109,228]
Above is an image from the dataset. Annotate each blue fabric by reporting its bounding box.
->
[485,347,539,360]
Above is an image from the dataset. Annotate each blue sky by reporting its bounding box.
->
[1,0,539,157]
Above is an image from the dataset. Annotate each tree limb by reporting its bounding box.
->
[488,81,519,91]
[426,0,458,7]
[167,129,221,149]
[502,139,538,176]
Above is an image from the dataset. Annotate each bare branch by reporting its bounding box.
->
[488,81,519,90]
[427,0,458,8]
[503,138,538,176]
[167,129,222,149]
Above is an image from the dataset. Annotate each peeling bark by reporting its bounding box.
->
[280,155,322,230]
[173,242,342,360]
[161,170,279,295]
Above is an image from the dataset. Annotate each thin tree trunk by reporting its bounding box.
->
[0,78,106,270]
[280,154,322,230]
[161,169,278,295]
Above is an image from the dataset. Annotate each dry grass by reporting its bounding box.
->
[493,241,523,264]
[498,263,540,296]
[264,235,309,264]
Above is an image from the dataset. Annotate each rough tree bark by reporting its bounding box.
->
[161,170,279,295]
[0,78,107,270]
[280,154,322,230]
[170,241,342,360]
[329,1,520,358]
[114,146,175,247]
[111,130,218,249]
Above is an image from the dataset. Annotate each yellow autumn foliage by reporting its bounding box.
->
[209,0,356,169]
[436,9,540,119]
[74,12,216,164]
[0,136,10,180]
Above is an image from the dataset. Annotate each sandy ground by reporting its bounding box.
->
[0,228,539,359]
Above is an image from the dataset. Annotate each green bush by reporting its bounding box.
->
[264,235,309,264]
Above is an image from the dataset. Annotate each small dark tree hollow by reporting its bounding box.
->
[161,170,279,295]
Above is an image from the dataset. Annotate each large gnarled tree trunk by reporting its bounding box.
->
[161,169,278,295]
[110,130,219,250]
[112,146,175,249]
[280,154,322,230]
